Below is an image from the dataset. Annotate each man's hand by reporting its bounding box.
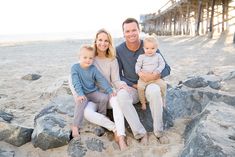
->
[139,71,161,82]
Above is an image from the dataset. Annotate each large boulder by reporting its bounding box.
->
[167,88,235,120]
[31,95,73,150]
[0,120,33,146]
[180,101,235,157]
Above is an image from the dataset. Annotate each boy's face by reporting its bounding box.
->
[79,49,94,68]
[143,41,157,57]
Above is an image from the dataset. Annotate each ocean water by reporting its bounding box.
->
[0,30,124,43]
[0,31,149,43]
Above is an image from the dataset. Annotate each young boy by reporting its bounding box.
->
[135,35,167,111]
[71,44,115,138]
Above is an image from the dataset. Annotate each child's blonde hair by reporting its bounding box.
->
[78,44,95,58]
[143,34,159,48]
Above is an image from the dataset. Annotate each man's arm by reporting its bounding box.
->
[157,49,171,78]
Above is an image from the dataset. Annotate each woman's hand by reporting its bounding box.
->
[119,84,131,91]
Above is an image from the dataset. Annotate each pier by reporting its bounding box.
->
[140,0,235,38]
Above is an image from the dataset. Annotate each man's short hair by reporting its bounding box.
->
[122,18,140,30]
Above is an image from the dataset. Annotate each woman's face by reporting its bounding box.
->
[96,32,109,52]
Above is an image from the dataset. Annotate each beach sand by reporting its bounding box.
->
[0,32,234,157]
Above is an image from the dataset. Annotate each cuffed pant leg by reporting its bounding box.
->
[109,96,125,136]
[117,89,146,139]
[145,84,163,133]
[73,99,88,128]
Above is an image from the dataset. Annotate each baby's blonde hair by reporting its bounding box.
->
[143,34,159,48]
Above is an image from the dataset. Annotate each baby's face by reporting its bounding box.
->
[143,41,158,57]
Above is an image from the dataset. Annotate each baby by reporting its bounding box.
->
[135,35,167,110]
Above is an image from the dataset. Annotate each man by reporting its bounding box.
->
[116,18,171,143]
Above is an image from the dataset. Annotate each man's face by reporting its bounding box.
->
[123,22,140,43]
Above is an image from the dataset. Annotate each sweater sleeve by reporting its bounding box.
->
[93,66,113,94]
[154,54,165,73]
[135,55,143,74]
[110,59,127,89]
[71,64,84,96]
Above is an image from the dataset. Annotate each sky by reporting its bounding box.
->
[0,0,165,38]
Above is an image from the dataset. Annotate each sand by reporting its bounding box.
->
[0,31,234,157]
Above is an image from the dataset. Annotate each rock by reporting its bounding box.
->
[85,138,105,152]
[31,113,71,150]
[180,102,235,157]
[93,127,105,137]
[22,74,41,80]
[0,94,8,99]
[207,71,214,75]
[208,81,221,89]
[0,111,13,122]
[167,88,235,120]
[0,149,15,157]
[67,139,87,157]
[182,76,208,88]
[223,71,235,81]
[0,121,33,146]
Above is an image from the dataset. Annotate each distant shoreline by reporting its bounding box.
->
[0,31,124,43]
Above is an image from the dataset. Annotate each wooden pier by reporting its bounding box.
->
[140,0,235,38]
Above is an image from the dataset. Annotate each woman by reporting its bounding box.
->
[70,29,128,150]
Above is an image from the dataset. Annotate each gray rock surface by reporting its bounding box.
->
[0,149,15,157]
[0,122,33,146]
[180,101,235,157]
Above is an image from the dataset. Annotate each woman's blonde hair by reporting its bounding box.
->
[93,28,116,60]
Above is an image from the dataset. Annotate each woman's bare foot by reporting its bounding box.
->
[140,133,148,145]
[118,136,128,151]
[71,125,80,139]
